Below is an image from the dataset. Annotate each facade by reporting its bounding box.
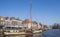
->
[0,16,42,30]
[22,19,42,30]
[0,16,5,25]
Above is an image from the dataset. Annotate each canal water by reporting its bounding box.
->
[0,33,42,37]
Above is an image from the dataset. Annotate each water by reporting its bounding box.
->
[1,29,59,37]
[42,29,60,37]
[0,33,42,37]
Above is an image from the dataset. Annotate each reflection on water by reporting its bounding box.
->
[0,33,42,37]
[5,35,26,37]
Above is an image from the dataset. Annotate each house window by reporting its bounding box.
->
[5,21,11,25]
[0,22,4,25]
[12,21,19,25]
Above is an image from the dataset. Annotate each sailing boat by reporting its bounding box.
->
[4,0,42,35]
[29,0,42,33]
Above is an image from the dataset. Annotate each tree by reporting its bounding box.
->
[52,23,60,29]
[39,23,42,26]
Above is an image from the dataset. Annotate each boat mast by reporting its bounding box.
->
[30,0,32,29]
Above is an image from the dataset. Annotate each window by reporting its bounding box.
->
[5,21,11,25]
[12,21,19,25]
[0,21,4,25]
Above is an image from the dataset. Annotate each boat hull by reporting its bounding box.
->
[33,30,42,33]
[4,30,42,35]
[4,32,26,35]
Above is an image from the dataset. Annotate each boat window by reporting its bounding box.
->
[5,27,22,30]
[5,27,11,29]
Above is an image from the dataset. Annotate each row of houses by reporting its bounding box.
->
[0,16,42,30]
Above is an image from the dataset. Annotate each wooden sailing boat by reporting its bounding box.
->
[4,0,42,35]
[28,0,42,33]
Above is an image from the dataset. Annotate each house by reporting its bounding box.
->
[22,19,42,30]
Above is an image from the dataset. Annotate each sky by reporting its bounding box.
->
[0,0,60,25]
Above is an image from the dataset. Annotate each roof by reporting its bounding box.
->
[22,19,32,24]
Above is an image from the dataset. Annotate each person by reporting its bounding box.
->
[42,24,60,37]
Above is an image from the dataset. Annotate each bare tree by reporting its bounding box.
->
[52,23,60,29]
